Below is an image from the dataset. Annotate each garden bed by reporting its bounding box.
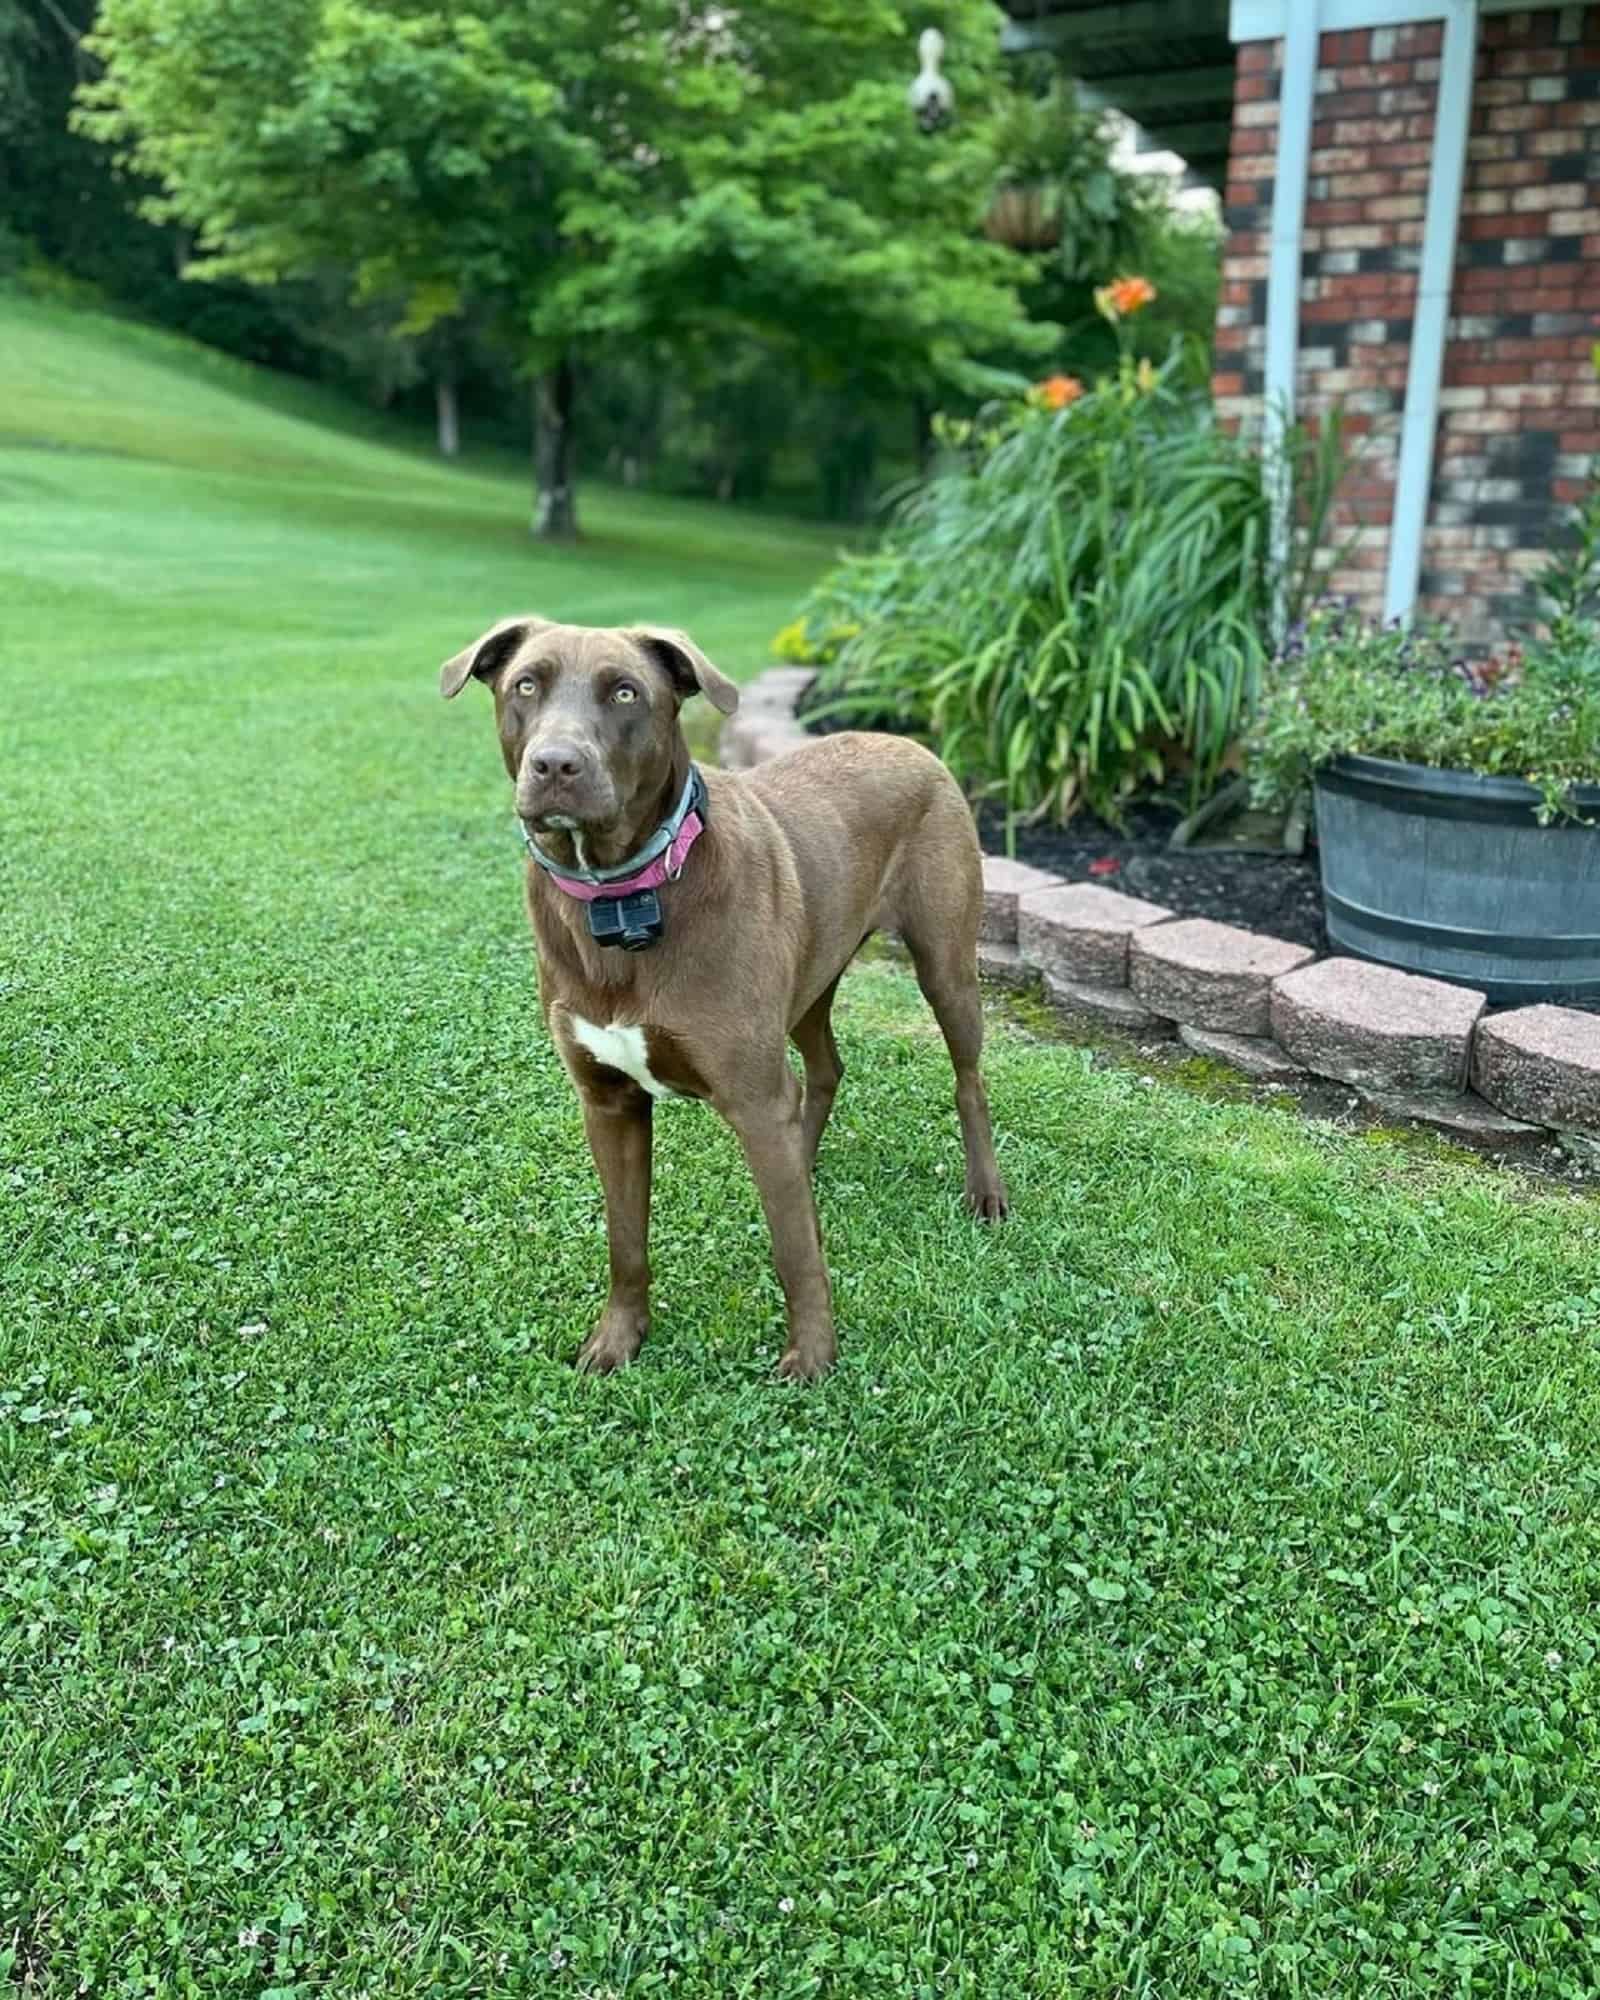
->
[971,798,1326,951]
[796,685,1328,951]
[730,681,1600,1117]
[794,686,1599,1009]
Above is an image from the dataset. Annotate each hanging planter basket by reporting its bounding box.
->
[984,182,1062,252]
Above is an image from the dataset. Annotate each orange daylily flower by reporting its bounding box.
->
[1031,373,1084,410]
[1109,274,1157,314]
[1096,275,1158,321]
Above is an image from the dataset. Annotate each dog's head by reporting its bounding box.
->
[440,617,739,843]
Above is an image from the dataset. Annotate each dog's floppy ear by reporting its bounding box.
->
[439,615,549,700]
[629,626,741,716]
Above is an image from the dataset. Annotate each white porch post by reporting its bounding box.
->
[1383,0,1479,622]
[1232,0,1494,625]
[1263,0,1319,633]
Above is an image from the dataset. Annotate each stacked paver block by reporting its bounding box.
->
[1473,1005,1600,1135]
[977,857,1060,987]
[979,858,1060,945]
[1271,958,1486,1092]
[1177,1026,1307,1085]
[1016,884,1173,986]
[1131,919,1316,1037]
[1357,1086,1542,1141]
[1016,883,1176,1032]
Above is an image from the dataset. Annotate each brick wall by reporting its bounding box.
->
[1213,4,1600,644]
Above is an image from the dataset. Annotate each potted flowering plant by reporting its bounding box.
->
[1248,504,1600,1002]
[984,87,1070,252]
[983,83,1130,261]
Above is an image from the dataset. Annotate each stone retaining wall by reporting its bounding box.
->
[722,669,1600,1153]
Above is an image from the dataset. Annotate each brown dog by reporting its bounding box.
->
[440,617,1007,1379]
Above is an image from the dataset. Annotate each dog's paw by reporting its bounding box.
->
[966,1180,1010,1223]
[776,1339,835,1384]
[574,1316,647,1374]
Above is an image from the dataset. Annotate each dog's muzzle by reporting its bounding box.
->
[515,738,612,826]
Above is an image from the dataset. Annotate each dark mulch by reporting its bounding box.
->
[971,798,1328,952]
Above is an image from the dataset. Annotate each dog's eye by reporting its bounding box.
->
[612,684,639,705]
[514,677,537,698]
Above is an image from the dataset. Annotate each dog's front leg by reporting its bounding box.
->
[723,1068,837,1381]
[574,1083,654,1373]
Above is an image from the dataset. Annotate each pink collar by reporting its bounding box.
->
[522,766,706,904]
[537,808,704,903]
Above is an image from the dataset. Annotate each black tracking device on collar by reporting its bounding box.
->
[587,888,665,951]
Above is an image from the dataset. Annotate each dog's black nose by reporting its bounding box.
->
[530,742,585,781]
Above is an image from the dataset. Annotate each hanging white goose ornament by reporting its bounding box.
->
[908,27,954,134]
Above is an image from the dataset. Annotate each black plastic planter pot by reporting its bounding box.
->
[1314,755,1600,1004]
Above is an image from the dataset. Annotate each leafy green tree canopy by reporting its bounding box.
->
[79,0,1052,535]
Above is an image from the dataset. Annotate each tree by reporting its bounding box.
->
[0,0,324,370]
[78,0,1049,537]
[0,0,38,142]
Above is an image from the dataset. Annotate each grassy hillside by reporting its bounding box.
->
[5,295,1600,1998]
[0,293,839,675]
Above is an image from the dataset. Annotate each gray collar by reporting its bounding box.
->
[520,765,704,890]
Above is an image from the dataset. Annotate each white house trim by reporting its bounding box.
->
[1384,0,1479,620]
[1233,0,1489,623]
[1233,0,1521,34]
[1264,0,1318,623]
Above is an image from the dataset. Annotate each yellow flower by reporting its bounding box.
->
[1135,357,1158,394]
[771,619,812,664]
[933,413,974,448]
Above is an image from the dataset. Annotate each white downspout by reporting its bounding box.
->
[1263,1,1319,634]
[1383,0,1479,622]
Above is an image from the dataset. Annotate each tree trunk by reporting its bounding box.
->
[532,358,579,539]
[435,377,460,458]
[912,396,935,477]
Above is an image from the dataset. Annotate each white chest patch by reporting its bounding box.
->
[569,1017,675,1098]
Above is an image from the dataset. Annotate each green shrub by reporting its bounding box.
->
[1249,481,1600,824]
[798,342,1344,828]
[1247,609,1600,825]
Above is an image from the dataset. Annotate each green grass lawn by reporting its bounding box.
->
[0,293,840,677]
[6,294,1600,1999]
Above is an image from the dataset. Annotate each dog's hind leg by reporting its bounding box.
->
[790,975,845,1172]
[896,841,1009,1223]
